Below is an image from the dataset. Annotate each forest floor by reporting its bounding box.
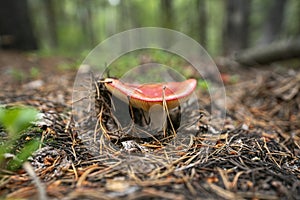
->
[0,50,299,199]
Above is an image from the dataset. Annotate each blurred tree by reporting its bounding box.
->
[22,0,297,58]
[295,0,300,35]
[223,0,251,55]
[119,0,128,31]
[44,0,58,48]
[0,0,37,50]
[161,0,174,29]
[118,0,143,31]
[259,0,288,45]
[79,0,95,47]
[283,0,300,37]
[197,0,207,48]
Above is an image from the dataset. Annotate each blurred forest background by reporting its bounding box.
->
[0,0,300,59]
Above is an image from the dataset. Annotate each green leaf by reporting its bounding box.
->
[0,107,39,169]
[0,108,38,137]
[7,139,40,171]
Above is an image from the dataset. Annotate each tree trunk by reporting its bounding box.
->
[259,0,288,45]
[197,0,207,48]
[79,0,95,48]
[223,0,251,55]
[44,0,58,48]
[296,1,300,35]
[160,0,174,29]
[0,0,37,50]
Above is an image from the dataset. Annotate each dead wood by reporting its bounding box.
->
[235,38,300,66]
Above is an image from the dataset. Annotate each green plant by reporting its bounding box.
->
[197,79,210,91]
[57,61,79,71]
[0,107,40,171]
[30,67,40,79]
[7,68,26,82]
[107,49,190,79]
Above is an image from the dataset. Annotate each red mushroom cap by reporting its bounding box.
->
[104,78,197,111]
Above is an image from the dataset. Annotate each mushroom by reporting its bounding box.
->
[104,78,197,131]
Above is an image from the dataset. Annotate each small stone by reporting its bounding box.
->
[241,123,249,131]
[23,80,44,90]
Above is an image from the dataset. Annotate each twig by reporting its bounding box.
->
[23,162,47,200]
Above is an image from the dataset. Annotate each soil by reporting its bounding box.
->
[0,50,299,199]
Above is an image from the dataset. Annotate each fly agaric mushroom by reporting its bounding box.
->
[104,78,197,131]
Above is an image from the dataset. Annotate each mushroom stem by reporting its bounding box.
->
[162,85,176,136]
[103,78,197,133]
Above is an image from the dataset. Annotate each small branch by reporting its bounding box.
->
[23,162,47,200]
